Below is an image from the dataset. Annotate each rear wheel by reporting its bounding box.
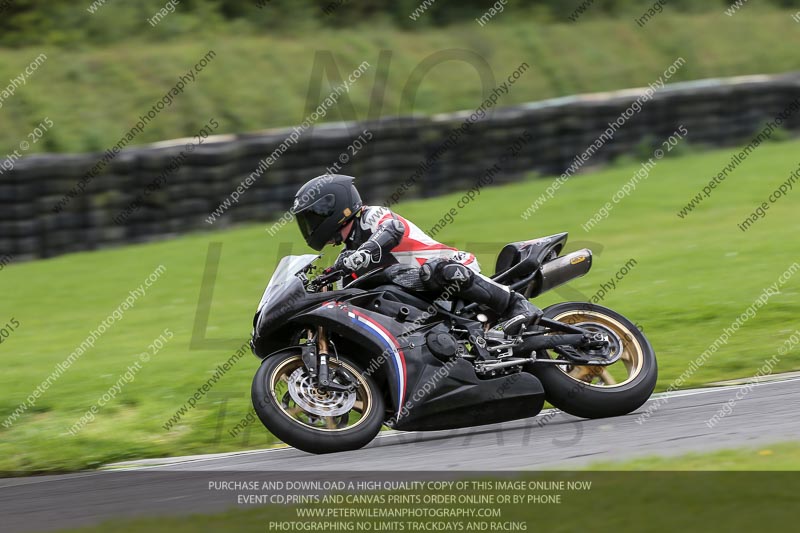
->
[530,302,657,419]
[252,349,385,454]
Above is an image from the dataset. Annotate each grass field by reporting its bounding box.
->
[586,441,800,470]
[2,9,800,153]
[2,138,800,474]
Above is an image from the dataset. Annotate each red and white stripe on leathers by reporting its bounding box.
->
[361,206,481,273]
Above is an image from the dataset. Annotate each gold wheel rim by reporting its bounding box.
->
[547,310,645,389]
[269,355,373,433]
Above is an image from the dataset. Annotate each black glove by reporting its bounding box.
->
[333,250,354,274]
[333,249,372,275]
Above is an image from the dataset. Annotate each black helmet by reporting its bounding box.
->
[292,175,362,251]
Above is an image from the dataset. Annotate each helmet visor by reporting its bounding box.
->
[294,194,337,245]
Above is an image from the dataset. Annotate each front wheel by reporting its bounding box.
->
[530,302,657,419]
[251,350,385,454]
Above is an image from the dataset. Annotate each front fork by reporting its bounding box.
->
[316,325,331,387]
[315,284,332,388]
[297,326,332,386]
[307,325,353,393]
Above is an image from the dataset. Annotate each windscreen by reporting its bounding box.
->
[257,254,318,313]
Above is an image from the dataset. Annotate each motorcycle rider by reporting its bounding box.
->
[291,174,542,335]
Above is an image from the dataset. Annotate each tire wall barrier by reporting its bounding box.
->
[2,72,799,261]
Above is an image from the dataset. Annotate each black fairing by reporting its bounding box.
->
[251,283,364,356]
[394,339,545,432]
[347,286,438,325]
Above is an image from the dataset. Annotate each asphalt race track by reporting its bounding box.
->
[2,377,798,532]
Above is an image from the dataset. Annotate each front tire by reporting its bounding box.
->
[531,302,657,419]
[252,349,385,454]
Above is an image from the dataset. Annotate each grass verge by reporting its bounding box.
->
[585,441,800,470]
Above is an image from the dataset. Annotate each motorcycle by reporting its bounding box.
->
[250,232,657,454]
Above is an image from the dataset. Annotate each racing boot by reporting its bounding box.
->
[457,273,543,336]
[493,291,543,336]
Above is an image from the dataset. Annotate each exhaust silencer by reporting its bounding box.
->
[526,249,592,298]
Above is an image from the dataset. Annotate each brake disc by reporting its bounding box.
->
[286,367,357,417]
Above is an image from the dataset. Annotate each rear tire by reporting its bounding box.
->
[252,349,385,454]
[530,302,657,419]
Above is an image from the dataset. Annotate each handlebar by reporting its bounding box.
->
[308,269,345,291]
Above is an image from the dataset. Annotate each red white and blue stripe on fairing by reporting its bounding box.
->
[321,302,407,413]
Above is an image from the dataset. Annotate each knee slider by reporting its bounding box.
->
[439,262,474,287]
[420,259,474,290]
